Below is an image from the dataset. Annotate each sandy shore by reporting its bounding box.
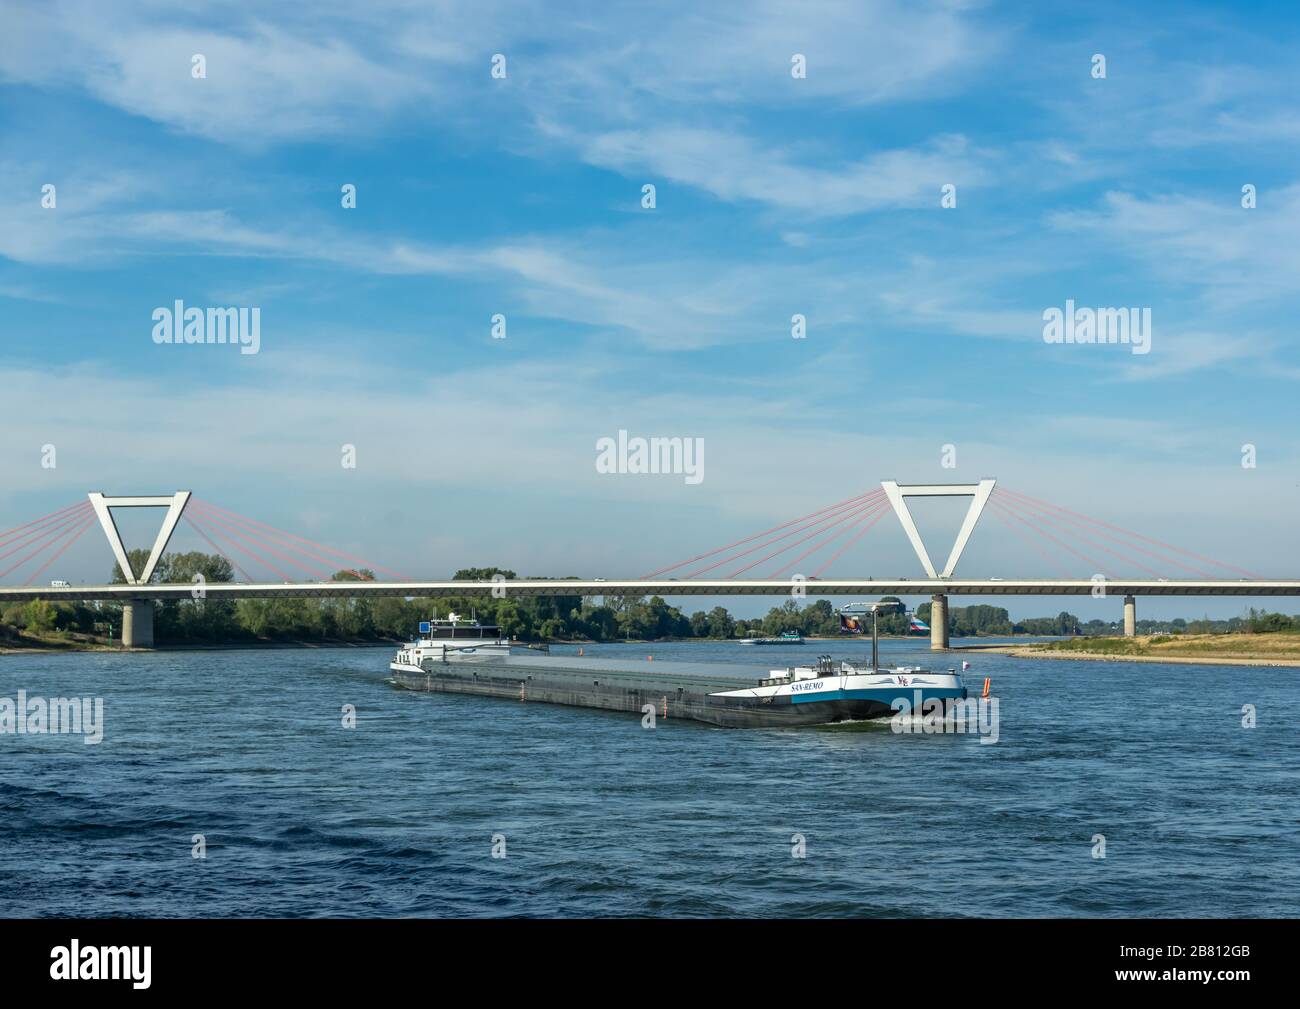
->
[973,645,1300,667]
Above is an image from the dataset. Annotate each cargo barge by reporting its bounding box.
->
[390,615,968,728]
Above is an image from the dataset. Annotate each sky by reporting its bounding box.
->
[1,0,1298,620]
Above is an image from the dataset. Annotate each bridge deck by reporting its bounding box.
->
[1,579,1298,602]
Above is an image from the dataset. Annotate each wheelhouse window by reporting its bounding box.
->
[427,625,501,639]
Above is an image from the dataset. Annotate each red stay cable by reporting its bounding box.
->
[185,511,292,582]
[195,499,410,580]
[182,515,254,583]
[0,500,93,545]
[811,503,896,579]
[0,504,94,564]
[994,490,1211,578]
[189,505,330,581]
[999,487,1260,579]
[724,498,885,578]
[680,492,886,580]
[25,515,97,585]
[987,498,1112,578]
[641,488,884,579]
[769,498,892,578]
[994,493,1167,578]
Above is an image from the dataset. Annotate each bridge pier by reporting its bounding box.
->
[930,593,949,650]
[1123,595,1137,637]
[122,600,155,648]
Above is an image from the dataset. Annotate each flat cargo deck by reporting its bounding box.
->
[450,654,765,691]
[388,652,915,728]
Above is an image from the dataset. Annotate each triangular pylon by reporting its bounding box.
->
[880,479,995,578]
[87,492,192,584]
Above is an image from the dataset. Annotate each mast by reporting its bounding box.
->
[872,606,881,672]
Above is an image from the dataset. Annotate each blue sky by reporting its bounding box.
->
[1,0,1298,618]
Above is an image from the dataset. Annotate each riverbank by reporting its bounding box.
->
[0,631,936,654]
[970,632,1300,667]
[0,631,405,655]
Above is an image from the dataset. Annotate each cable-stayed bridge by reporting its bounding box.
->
[0,482,1292,648]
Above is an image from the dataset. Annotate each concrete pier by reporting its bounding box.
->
[1123,595,1137,637]
[122,600,155,648]
[930,593,949,650]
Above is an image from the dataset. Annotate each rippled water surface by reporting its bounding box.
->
[1,639,1296,917]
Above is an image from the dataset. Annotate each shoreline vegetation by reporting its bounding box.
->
[971,632,1300,667]
[3,553,1298,663]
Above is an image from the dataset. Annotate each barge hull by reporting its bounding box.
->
[390,659,897,728]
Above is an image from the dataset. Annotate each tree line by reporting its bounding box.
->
[1,552,1297,646]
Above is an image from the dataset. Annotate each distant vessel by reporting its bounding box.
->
[737,630,804,645]
[389,618,965,728]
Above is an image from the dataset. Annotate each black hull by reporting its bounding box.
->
[390,662,894,728]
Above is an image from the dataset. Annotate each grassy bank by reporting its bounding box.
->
[978,631,1300,666]
[0,629,122,652]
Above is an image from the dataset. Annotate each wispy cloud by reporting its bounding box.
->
[582,129,990,216]
[1051,186,1300,310]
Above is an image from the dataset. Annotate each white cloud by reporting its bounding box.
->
[3,7,426,144]
[583,128,988,216]
[1,0,997,162]
[1050,186,1300,311]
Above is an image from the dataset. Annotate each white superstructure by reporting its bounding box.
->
[710,656,966,705]
[390,613,510,673]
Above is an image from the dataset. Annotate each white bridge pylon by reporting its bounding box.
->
[87,491,192,585]
[880,479,996,579]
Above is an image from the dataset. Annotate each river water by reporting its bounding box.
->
[1,639,1295,917]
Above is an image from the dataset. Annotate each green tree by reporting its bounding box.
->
[331,568,376,582]
[706,606,736,639]
[21,599,56,633]
[109,548,153,584]
[579,604,619,641]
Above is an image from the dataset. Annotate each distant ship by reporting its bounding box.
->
[737,630,804,645]
[389,615,965,728]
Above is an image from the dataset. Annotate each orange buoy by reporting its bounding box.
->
[982,677,991,699]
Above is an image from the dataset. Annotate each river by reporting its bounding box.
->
[1,638,1295,917]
